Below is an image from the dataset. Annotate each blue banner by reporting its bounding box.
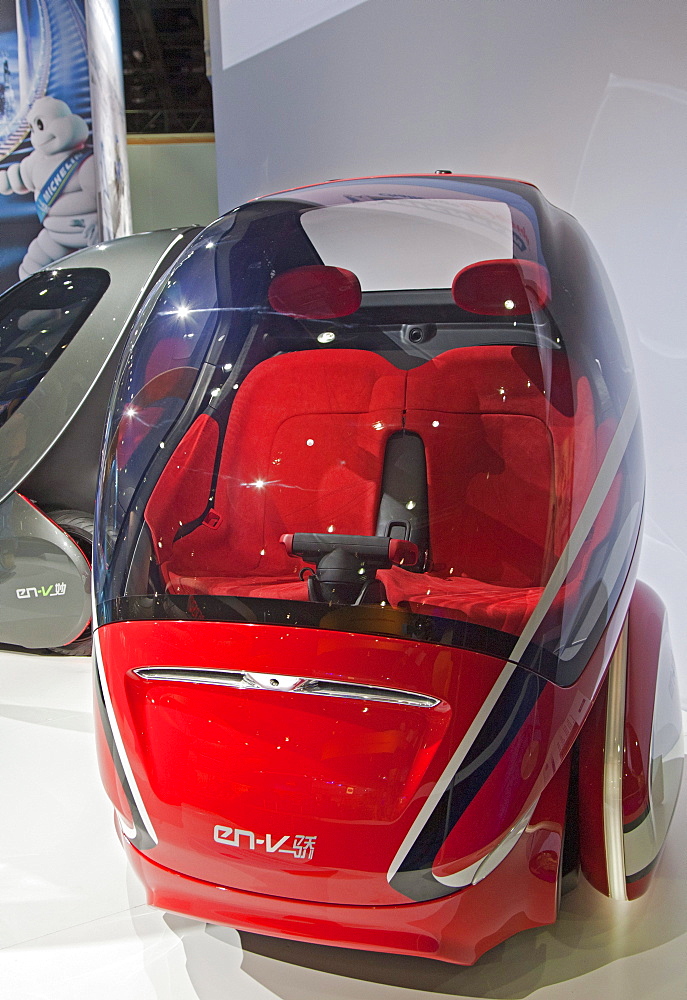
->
[34,145,90,221]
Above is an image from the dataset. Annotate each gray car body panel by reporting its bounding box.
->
[0,229,194,508]
[0,492,90,648]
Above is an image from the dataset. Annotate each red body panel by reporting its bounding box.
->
[99,620,501,905]
[94,701,133,829]
[255,173,541,203]
[578,577,683,899]
[624,581,664,828]
[122,753,569,967]
[95,610,618,960]
[623,582,683,898]
[578,669,609,896]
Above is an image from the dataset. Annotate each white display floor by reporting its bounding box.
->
[1,648,685,1000]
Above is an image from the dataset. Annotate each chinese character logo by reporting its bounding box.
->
[290,835,317,860]
[213,825,317,860]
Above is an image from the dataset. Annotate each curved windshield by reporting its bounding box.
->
[0,268,110,428]
[96,176,643,687]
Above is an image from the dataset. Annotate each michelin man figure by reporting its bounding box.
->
[0,96,98,278]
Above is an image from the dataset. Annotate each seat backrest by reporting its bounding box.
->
[145,344,593,595]
[404,346,580,588]
[146,349,406,584]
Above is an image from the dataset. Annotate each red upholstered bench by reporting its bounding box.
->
[145,349,405,597]
[380,347,601,634]
[145,344,603,640]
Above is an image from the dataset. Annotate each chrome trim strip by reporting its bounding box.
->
[387,389,640,886]
[387,659,518,881]
[133,666,245,687]
[301,679,439,707]
[94,628,158,847]
[624,755,684,879]
[508,386,640,666]
[132,666,440,708]
[624,613,685,880]
[603,621,628,900]
[432,798,538,889]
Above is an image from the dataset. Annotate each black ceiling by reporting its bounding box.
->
[118,0,214,134]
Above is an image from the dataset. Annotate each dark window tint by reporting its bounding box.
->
[96,180,642,688]
[0,268,110,427]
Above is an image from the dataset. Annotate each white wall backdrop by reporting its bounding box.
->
[126,137,218,232]
[209,0,687,706]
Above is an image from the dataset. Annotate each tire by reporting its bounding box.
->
[46,509,94,656]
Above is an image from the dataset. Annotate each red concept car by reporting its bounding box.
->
[92,174,683,965]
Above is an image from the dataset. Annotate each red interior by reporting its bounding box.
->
[452,259,551,315]
[268,265,362,319]
[144,346,605,636]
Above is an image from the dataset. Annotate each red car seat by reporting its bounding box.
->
[145,349,404,598]
[381,346,601,633]
[144,344,606,638]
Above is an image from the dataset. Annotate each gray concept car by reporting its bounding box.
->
[0,227,199,653]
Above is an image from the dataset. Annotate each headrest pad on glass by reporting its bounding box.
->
[268,265,362,319]
[452,259,550,316]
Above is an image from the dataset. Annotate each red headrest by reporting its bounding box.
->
[452,259,550,316]
[268,265,362,319]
